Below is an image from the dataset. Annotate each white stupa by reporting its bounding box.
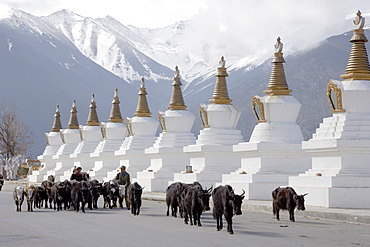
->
[173,57,244,188]
[89,88,127,180]
[289,11,370,208]
[60,94,103,181]
[44,100,82,180]
[28,105,64,183]
[104,78,159,181]
[135,68,196,192]
[222,37,310,199]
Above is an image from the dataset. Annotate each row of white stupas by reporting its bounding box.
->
[30,11,370,209]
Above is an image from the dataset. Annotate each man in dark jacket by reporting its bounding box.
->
[114,166,131,186]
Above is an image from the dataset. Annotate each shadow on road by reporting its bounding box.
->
[236,230,285,237]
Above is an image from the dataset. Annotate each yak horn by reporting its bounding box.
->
[207,185,213,194]
[302,193,308,197]
[240,189,245,197]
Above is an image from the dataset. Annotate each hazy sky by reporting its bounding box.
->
[0,0,207,28]
[0,0,369,29]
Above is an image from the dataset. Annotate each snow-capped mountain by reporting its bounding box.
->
[45,10,172,84]
[42,9,174,104]
[0,9,161,157]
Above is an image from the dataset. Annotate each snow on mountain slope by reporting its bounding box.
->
[127,19,245,86]
[45,10,173,85]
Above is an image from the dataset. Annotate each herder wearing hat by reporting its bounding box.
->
[114,165,131,186]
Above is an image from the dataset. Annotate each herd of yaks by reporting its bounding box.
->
[8,174,308,235]
[11,174,143,215]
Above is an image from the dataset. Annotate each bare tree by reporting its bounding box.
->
[4,154,24,180]
[0,103,33,160]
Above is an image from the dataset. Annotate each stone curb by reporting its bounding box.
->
[242,203,370,225]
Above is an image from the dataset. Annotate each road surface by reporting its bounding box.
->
[1,183,369,247]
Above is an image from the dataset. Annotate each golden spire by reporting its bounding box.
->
[340,10,370,81]
[86,94,100,126]
[108,88,123,123]
[67,100,79,129]
[264,37,292,95]
[51,104,62,132]
[209,56,232,104]
[135,77,152,117]
[168,66,187,110]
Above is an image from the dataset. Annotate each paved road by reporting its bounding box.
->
[1,183,369,247]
